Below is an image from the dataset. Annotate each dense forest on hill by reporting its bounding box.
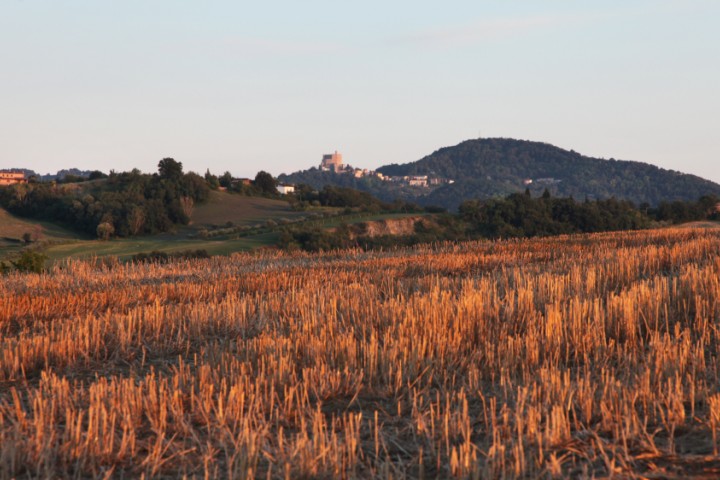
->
[281,138,720,211]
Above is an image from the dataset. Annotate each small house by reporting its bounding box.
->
[277,184,295,195]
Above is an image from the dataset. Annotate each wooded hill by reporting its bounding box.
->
[281,138,720,211]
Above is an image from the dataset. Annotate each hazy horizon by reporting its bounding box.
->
[2,1,719,183]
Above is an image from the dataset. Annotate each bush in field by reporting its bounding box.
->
[11,250,48,273]
[278,224,356,252]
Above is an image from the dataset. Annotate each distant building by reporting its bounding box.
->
[429,177,454,186]
[407,175,428,187]
[0,171,27,186]
[277,184,295,195]
[523,179,533,185]
[320,151,344,172]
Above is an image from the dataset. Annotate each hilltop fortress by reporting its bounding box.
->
[320,151,344,172]
[318,151,453,188]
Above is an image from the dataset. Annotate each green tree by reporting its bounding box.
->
[219,171,233,188]
[97,222,115,240]
[12,250,47,273]
[254,171,278,195]
[181,172,210,202]
[204,169,220,189]
[158,158,183,180]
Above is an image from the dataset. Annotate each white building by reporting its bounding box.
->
[277,184,295,195]
[407,175,428,187]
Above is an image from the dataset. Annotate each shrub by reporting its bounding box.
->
[11,250,48,273]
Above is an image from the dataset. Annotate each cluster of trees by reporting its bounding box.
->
[291,184,425,213]
[55,170,108,183]
[0,158,210,238]
[278,191,720,252]
[278,224,357,252]
[0,250,48,274]
[458,191,652,238]
[461,191,719,239]
[204,170,279,196]
[653,196,720,223]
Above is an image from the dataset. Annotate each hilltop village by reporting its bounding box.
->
[319,151,455,188]
[0,171,28,186]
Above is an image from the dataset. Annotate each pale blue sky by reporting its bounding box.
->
[1,1,719,183]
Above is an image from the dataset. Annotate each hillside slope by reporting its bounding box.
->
[0,206,80,243]
[191,190,306,227]
[282,138,720,210]
[0,206,81,260]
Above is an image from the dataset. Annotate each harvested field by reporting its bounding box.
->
[1,228,720,478]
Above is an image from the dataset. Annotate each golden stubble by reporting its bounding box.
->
[1,227,719,478]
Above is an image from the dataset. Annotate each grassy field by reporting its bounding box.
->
[0,207,83,260]
[191,190,308,227]
[6,192,302,262]
[2,227,720,478]
[19,190,423,262]
[0,207,80,242]
[41,231,280,262]
[39,213,423,263]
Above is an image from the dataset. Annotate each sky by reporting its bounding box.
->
[1,0,719,183]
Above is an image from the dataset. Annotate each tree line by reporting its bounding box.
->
[2,159,718,255]
[0,160,286,240]
[458,190,719,239]
[278,190,720,252]
[0,159,211,238]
